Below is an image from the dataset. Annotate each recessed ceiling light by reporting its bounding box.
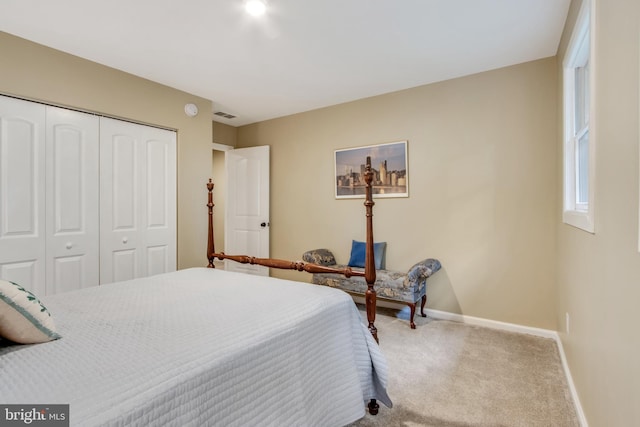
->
[245,0,266,17]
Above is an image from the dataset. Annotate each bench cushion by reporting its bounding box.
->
[303,249,441,305]
[311,267,422,303]
[310,258,441,304]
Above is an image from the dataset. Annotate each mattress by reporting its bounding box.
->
[0,268,390,426]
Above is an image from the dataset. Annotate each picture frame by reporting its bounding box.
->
[335,140,408,199]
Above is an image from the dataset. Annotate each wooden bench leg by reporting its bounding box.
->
[407,295,427,329]
[408,303,416,329]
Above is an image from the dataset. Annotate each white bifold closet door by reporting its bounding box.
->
[46,107,100,293]
[0,97,47,295]
[99,117,176,284]
[0,98,99,294]
[0,95,176,294]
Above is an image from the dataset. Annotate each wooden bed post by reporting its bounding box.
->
[207,179,215,268]
[364,156,379,416]
[363,157,377,343]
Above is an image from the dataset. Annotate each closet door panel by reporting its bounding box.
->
[46,106,99,293]
[112,135,137,230]
[0,96,46,294]
[147,245,168,277]
[112,249,136,283]
[145,136,176,276]
[147,140,168,228]
[100,117,176,284]
[51,256,84,294]
[0,261,38,292]
[105,133,139,282]
[100,121,139,283]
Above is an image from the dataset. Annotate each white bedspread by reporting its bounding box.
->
[0,268,390,426]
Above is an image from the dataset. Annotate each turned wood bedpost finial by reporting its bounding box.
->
[363,156,378,343]
[207,179,215,268]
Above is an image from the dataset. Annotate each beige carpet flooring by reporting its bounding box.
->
[350,306,579,427]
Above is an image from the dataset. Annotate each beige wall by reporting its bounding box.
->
[0,32,213,269]
[213,121,238,146]
[557,0,640,425]
[237,58,559,330]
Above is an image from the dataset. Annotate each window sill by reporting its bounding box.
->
[563,209,595,233]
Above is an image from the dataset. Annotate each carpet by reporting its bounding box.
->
[350,306,579,427]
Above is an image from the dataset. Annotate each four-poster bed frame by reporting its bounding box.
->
[206,156,381,415]
[0,156,387,425]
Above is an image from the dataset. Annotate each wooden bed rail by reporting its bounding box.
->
[210,253,367,277]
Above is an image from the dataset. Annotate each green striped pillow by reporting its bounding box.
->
[0,279,61,344]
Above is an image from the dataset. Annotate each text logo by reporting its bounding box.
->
[0,405,69,426]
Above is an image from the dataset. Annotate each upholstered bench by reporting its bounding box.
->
[302,247,441,329]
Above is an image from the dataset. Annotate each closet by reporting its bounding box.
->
[0,95,176,296]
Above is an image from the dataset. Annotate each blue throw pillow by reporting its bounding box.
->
[348,240,386,270]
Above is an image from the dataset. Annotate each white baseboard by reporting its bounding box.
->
[425,308,588,427]
[424,308,557,338]
[554,335,589,427]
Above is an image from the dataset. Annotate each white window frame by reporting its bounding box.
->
[563,0,595,233]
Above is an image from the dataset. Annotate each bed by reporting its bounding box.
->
[0,157,390,426]
[1,268,390,426]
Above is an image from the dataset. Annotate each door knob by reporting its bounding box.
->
[65,242,73,249]
[260,222,269,228]
[122,237,128,244]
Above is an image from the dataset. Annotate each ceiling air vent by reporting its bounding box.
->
[214,111,236,119]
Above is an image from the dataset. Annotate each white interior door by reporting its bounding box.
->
[45,106,99,294]
[0,96,46,294]
[225,146,270,276]
[100,118,176,284]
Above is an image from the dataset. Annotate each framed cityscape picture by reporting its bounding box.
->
[334,140,408,199]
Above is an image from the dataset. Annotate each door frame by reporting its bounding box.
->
[211,143,233,268]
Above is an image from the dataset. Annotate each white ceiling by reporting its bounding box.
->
[1,0,570,126]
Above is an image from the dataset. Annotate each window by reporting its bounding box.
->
[563,0,594,232]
